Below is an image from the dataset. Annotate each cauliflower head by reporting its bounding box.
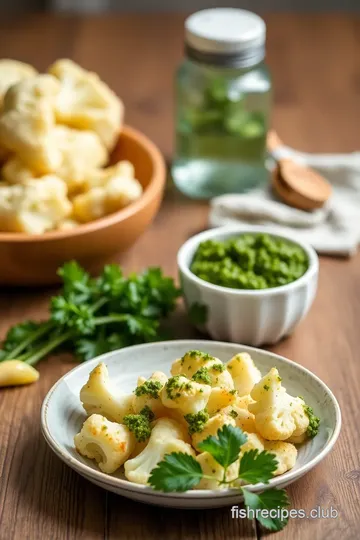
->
[207,387,237,416]
[124,417,194,485]
[80,362,134,423]
[226,352,261,396]
[191,412,236,451]
[72,164,142,223]
[132,371,168,418]
[264,441,297,475]
[49,59,123,150]
[172,350,234,390]
[74,413,135,474]
[160,375,211,415]
[249,367,309,441]
[84,161,135,190]
[195,452,238,490]
[0,175,72,234]
[0,59,37,108]
[0,74,61,173]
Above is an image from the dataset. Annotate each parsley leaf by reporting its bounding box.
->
[242,487,290,531]
[198,425,247,468]
[239,450,278,484]
[149,453,203,492]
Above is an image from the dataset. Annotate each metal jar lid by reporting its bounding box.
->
[185,8,266,68]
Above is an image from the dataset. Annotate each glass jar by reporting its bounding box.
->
[172,9,272,199]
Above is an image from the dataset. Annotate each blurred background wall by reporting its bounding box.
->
[2,0,360,11]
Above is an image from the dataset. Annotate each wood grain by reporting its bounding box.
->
[0,12,359,540]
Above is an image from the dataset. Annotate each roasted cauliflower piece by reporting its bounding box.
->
[222,404,256,433]
[124,417,194,485]
[3,125,107,195]
[249,367,309,441]
[72,163,142,223]
[191,412,236,451]
[264,441,297,475]
[84,160,135,190]
[132,371,168,418]
[0,59,37,108]
[207,387,237,416]
[172,350,234,390]
[226,352,262,396]
[80,362,134,423]
[0,175,71,234]
[74,414,135,474]
[53,125,108,194]
[195,451,238,490]
[160,375,212,416]
[0,74,61,173]
[49,59,123,150]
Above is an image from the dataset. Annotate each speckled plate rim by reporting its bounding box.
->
[41,340,341,500]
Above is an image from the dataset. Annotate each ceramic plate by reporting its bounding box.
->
[41,340,341,509]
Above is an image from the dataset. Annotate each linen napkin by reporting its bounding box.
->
[209,145,360,256]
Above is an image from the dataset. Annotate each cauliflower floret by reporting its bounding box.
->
[0,74,61,173]
[171,350,217,377]
[226,352,262,396]
[222,404,256,433]
[160,375,211,416]
[0,175,72,234]
[74,413,135,474]
[195,452,239,490]
[49,59,123,150]
[80,362,133,423]
[191,412,236,451]
[53,125,108,194]
[264,441,297,475]
[207,387,237,416]
[3,126,108,196]
[124,417,194,485]
[239,432,265,458]
[0,59,37,108]
[249,367,309,441]
[72,165,142,223]
[132,371,168,418]
[172,350,234,390]
[84,161,135,190]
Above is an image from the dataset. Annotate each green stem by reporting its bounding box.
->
[1,320,55,361]
[23,330,74,366]
[94,314,129,325]
[91,297,108,313]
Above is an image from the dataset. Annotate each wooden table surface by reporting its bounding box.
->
[0,12,359,540]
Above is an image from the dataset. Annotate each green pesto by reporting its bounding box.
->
[211,363,225,373]
[229,409,239,419]
[166,375,192,400]
[190,233,309,290]
[123,406,155,442]
[263,384,270,391]
[184,409,209,435]
[134,380,162,399]
[192,366,211,385]
[303,404,320,438]
[180,349,214,365]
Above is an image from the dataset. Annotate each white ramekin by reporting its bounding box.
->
[177,225,319,346]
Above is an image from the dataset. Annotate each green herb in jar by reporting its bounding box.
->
[190,233,308,290]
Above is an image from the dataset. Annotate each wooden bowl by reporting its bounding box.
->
[0,125,166,285]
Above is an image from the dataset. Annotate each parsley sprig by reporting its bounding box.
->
[0,261,180,366]
[149,425,289,531]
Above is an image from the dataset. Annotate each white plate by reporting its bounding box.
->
[41,340,341,509]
